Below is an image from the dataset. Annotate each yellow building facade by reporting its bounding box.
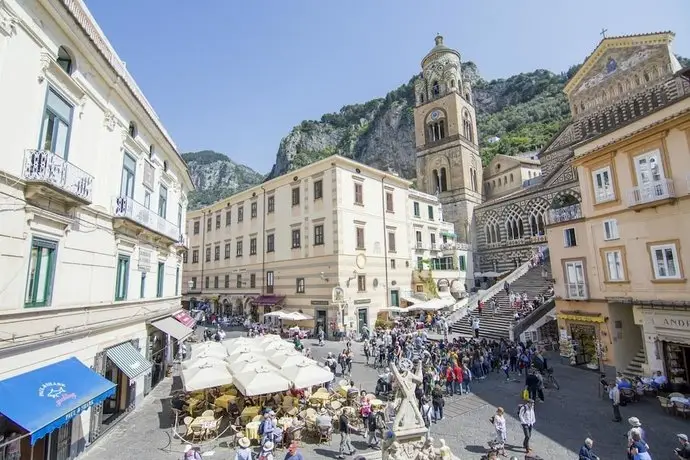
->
[547,32,690,388]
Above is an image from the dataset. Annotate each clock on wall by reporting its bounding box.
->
[430,110,440,121]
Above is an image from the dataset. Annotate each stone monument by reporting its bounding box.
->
[378,358,459,460]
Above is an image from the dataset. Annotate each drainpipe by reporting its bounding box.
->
[381,177,390,308]
[260,186,266,296]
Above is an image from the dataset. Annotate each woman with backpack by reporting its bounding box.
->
[256,441,275,460]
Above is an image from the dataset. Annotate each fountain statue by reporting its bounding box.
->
[379,358,459,460]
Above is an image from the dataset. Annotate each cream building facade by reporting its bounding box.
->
[0,0,192,456]
[407,189,472,295]
[183,156,415,337]
[548,32,690,383]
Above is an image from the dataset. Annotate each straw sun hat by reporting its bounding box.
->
[238,437,251,448]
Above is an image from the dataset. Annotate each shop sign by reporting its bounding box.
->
[655,315,690,329]
[354,299,371,305]
[311,300,330,306]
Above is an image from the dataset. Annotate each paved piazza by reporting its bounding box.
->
[82,331,688,459]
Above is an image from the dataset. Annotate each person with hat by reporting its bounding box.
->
[183,444,202,460]
[675,434,690,459]
[259,412,275,447]
[283,442,304,460]
[316,407,332,430]
[258,441,275,460]
[234,437,253,460]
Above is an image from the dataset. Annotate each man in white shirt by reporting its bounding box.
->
[519,399,536,453]
[652,371,668,389]
[472,317,480,339]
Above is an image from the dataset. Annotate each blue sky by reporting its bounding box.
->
[85,0,690,174]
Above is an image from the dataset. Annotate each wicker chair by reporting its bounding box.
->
[657,396,674,413]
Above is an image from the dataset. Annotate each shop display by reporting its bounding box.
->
[664,342,689,386]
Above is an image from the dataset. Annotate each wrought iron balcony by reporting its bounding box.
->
[175,233,189,248]
[564,282,588,300]
[415,242,424,250]
[440,242,456,251]
[547,203,582,225]
[22,149,93,205]
[627,178,676,207]
[112,196,179,243]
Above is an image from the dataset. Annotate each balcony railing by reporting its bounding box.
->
[175,233,189,247]
[565,282,588,300]
[22,149,93,203]
[415,242,424,249]
[430,243,437,250]
[440,242,455,251]
[547,203,582,225]
[113,196,179,241]
[627,178,675,207]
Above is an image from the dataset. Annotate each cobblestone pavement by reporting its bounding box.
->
[83,332,689,459]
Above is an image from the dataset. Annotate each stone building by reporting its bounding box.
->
[413,35,483,288]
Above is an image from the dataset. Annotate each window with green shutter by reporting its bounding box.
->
[115,254,130,301]
[25,238,58,307]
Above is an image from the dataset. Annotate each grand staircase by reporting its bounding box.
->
[451,262,553,340]
[621,347,647,379]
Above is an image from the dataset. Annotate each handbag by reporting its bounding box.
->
[522,388,530,400]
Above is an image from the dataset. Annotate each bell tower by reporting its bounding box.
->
[414,35,483,247]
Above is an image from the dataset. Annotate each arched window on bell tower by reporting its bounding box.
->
[427,120,446,142]
[432,81,440,97]
[432,169,440,194]
[462,110,474,143]
[440,168,448,192]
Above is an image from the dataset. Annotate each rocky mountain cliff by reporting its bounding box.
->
[181,151,264,209]
[266,62,573,180]
[184,56,690,209]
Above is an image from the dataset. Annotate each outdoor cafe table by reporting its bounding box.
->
[245,421,261,441]
[671,396,690,406]
[240,405,261,424]
[190,416,215,430]
[214,394,237,410]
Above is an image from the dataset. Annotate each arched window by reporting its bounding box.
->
[632,99,642,117]
[432,169,440,194]
[432,81,440,97]
[57,46,74,74]
[439,167,448,192]
[504,207,524,240]
[643,71,650,82]
[492,180,496,188]
[528,200,548,236]
[419,93,425,103]
[634,75,641,86]
[617,82,623,94]
[450,80,455,88]
[510,173,514,183]
[128,121,137,138]
[462,111,474,143]
[472,169,478,192]
[427,120,446,142]
[484,214,501,244]
[149,144,155,158]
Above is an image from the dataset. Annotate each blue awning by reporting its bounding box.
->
[0,357,116,445]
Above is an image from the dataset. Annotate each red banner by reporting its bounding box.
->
[173,310,196,328]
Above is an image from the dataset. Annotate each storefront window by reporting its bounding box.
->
[664,342,689,391]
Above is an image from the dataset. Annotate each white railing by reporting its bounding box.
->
[627,178,675,206]
[430,243,437,250]
[440,242,455,251]
[594,188,616,204]
[415,242,424,249]
[547,203,582,225]
[112,196,179,241]
[22,149,93,202]
[565,282,588,300]
[447,259,534,323]
[175,233,189,247]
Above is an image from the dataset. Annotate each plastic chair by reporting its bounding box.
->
[201,409,215,418]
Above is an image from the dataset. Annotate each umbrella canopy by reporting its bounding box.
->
[228,352,267,364]
[233,366,291,396]
[223,337,253,350]
[182,356,228,370]
[264,340,293,351]
[229,358,276,375]
[227,345,264,357]
[256,334,282,344]
[269,352,316,369]
[279,361,333,388]
[181,363,232,391]
[263,311,287,318]
[282,312,313,321]
[264,344,299,358]
[192,341,226,354]
[191,348,228,360]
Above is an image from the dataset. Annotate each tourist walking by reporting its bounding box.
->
[283,442,304,460]
[579,438,600,459]
[257,441,275,460]
[472,317,480,339]
[431,383,445,422]
[491,407,507,456]
[337,411,356,459]
[609,382,622,422]
[234,437,253,460]
[518,399,536,453]
[183,445,202,460]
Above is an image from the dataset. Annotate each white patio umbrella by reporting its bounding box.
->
[223,337,254,350]
[264,340,293,351]
[269,352,316,369]
[233,366,292,396]
[264,343,298,357]
[183,356,228,370]
[227,344,264,357]
[263,311,287,319]
[256,334,282,344]
[282,312,313,321]
[279,360,334,388]
[181,362,233,391]
[228,352,267,364]
[191,348,229,360]
[229,358,276,375]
